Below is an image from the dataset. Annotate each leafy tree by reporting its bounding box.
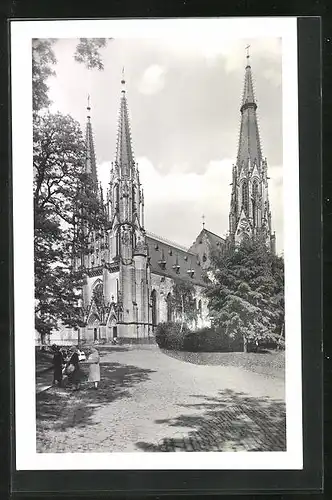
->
[32,36,111,341]
[32,37,110,113]
[32,39,57,112]
[74,38,108,70]
[171,279,198,331]
[33,111,106,341]
[206,238,284,352]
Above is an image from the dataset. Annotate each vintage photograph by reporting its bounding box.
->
[12,18,302,470]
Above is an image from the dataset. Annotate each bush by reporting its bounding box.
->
[183,327,243,353]
[156,323,244,353]
[155,322,190,350]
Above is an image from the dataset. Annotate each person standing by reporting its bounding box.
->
[87,347,100,389]
[52,345,64,387]
[66,345,81,391]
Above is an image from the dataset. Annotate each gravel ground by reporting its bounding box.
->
[36,346,285,453]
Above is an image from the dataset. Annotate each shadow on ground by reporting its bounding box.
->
[36,361,156,434]
[136,389,286,452]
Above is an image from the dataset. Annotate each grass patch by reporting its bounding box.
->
[161,349,285,379]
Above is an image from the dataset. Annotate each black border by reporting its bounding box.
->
[4,13,323,497]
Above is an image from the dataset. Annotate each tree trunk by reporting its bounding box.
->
[243,335,248,353]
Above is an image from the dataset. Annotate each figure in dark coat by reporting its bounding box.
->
[52,345,64,387]
[66,346,81,390]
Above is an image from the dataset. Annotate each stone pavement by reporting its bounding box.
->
[36,346,286,453]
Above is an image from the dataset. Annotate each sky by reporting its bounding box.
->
[46,36,283,253]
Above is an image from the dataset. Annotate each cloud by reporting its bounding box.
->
[262,67,282,86]
[137,64,167,95]
[154,36,281,74]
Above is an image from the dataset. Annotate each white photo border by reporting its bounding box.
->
[11,17,302,470]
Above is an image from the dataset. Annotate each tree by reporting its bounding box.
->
[206,238,284,352]
[32,39,57,112]
[32,37,110,113]
[33,111,107,340]
[171,279,198,331]
[32,37,111,341]
[74,38,108,70]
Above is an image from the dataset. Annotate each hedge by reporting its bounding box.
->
[155,323,243,352]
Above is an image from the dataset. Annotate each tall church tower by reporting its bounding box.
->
[106,71,150,340]
[229,50,276,253]
[74,96,103,272]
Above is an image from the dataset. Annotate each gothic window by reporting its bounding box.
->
[241,180,249,214]
[151,289,157,326]
[116,231,120,256]
[132,185,136,213]
[114,184,119,211]
[93,282,104,309]
[252,179,259,227]
[198,299,202,316]
[252,179,259,200]
[166,292,173,323]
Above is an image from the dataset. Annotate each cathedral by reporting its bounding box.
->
[70,53,276,345]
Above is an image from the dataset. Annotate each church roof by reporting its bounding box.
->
[146,233,206,286]
[237,54,263,172]
[189,228,226,254]
[201,228,226,250]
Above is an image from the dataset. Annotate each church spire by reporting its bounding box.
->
[115,68,135,177]
[229,50,276,253]
[85,95,98,187]
[107,70,145,231]
[237,49,262,172]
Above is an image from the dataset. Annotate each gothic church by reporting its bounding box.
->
[74,54,276,344]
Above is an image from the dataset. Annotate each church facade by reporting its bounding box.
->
[61,55,276,345]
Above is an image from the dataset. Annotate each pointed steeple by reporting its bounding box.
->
[237,48,262,172]
[115,69,135,177]
[85,95,98,186]
[228,49,276,253]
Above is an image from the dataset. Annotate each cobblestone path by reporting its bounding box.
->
[36,346,286,453]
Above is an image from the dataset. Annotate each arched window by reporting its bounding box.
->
[252,179,259,200]
[92,282,104,309]
[242,180,249,213]
[114,184,119,211]
[132,186,136,213]
[151,289,157,326]
[252,179,259,227]
[166,292,173,323]
[198,299,202,317]
[116,230,120,257]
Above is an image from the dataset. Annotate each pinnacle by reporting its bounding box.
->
[236,55,262,172]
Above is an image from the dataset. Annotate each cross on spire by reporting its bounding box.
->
[202,214,205,229]
[245,44,251,67]
[87,94,91,120]
[121,66,126,89]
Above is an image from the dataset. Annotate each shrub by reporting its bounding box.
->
[155,322,190,350]
[183,327,243,353]
[156,323,247,353]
